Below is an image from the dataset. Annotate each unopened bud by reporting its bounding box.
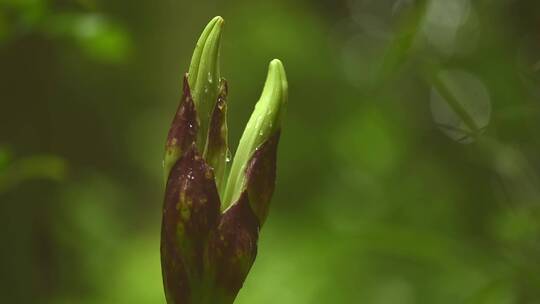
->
[161,17,288,304]
[222,59,288,223]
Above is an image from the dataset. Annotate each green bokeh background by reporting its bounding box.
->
[1,0,540,303]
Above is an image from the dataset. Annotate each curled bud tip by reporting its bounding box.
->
[188,16,224,152]
[222,59,288,213]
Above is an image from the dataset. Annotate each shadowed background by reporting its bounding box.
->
[1,0,540,303]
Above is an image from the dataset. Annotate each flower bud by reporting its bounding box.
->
[188,16,223,151]
[163,16,224,182]
[222,59,288,223]
[161,17,287,304]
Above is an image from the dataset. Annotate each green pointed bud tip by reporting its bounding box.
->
[222,59,288,210]
[187,16,224,151]
[258,59,288,130]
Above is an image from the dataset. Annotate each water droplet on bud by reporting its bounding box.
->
[217,101,225,110]
[225,150,232,163]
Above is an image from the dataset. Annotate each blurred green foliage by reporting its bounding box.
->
[1,0,540,303]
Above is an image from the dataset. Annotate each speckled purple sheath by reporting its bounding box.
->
[161,76,280,304]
